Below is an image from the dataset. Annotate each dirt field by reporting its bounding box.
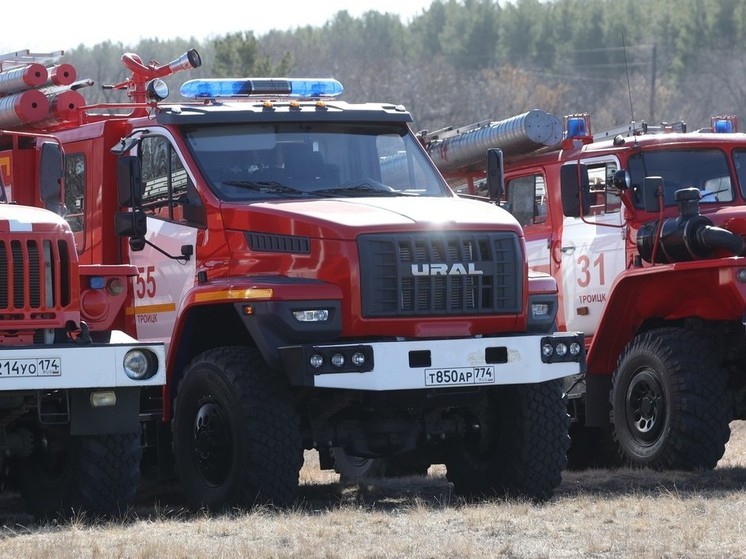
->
[1,422,746,558]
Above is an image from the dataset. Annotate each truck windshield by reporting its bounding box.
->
[183,122,451,201]
[627,148,733,208]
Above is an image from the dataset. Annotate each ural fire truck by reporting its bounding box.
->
[8,47,586,509]
[0,50,165,518]
[427,110,746,470]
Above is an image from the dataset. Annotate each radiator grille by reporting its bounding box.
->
[0,236,72,318]
[359,232,522,317]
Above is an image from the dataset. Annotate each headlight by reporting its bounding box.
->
[304,345,374,374]
[540,334,585,364]
[293,309,330,322]
[123,348,159,380]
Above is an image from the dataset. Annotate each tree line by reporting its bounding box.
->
[59,0,746,134]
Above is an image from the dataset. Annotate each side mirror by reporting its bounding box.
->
[117,156,143,207]
[486,148,504,201]
[115,209,147,249]
[642,176,664,213]
[612,169,630,191]
[0,177,6,203]
[560,164,590,218]
[39,142,63,210]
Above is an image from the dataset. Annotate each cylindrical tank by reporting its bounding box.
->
[426,109,563,172]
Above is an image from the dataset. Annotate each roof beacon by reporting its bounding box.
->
[711,115,738,133]
[564,113,591,137]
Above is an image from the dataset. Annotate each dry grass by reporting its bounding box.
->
[2,423,746,558]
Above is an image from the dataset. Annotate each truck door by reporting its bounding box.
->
[557,158,624,336]
[505,173,551,275]
[127,134,202,350]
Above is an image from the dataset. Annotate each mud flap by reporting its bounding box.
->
[584,374,612,427]
[70,387,140,435]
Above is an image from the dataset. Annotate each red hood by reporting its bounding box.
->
[0,203,69,233]
[220,196,523,238]
[704,205,746,236]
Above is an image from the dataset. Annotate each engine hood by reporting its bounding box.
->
[703,206,746,236]
[220,196,523,239]
[0,203,69,233]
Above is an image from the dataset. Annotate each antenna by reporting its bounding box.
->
[621,30,636,129]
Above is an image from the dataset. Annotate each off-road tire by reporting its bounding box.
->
[331,448,387,481]
[611,328,731,470]
[172,346,303,511]
[332,448,430,481]
[445,379,569,502]
[16,431,141,520]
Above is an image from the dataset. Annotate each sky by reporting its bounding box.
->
[1,0,437,54]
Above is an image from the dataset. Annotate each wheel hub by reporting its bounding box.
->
[626,369,665,443]
[193,401,231,485]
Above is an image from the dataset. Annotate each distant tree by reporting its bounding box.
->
[212,31,291,77]
[37,0,746,132]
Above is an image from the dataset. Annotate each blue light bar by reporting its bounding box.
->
[180,78,344,99]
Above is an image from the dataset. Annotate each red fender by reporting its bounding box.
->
[586,257,746,377]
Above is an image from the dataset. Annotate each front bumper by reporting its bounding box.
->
[281,332,585,391]
[0,330,166,391]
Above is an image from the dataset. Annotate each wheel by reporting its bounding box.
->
[15,429,141,520]
[331,448,430,481]
[172,347,303,511]
[611,328,731,470]
[445,379,569,502]
[331,448,387,481]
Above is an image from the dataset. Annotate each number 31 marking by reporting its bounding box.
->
[577,253,605,288]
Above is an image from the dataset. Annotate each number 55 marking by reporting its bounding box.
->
[135,265,157,298]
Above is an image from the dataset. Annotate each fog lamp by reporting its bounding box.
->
[123,349,158,380]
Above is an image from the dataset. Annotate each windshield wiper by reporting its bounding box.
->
[314,184,415,197]
[222,180,315,198]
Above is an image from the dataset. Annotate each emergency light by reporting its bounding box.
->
[180,78,344,99]
[711,115,737,133]
[564,113,592,139]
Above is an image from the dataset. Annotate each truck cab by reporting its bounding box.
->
[432,111,746,471]
[14,51,585,510]
[0,71,166,518]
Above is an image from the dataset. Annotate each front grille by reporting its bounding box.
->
[0,236,72,319]
[359,232,522,317]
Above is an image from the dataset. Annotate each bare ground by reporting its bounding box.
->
[1,422,746,558]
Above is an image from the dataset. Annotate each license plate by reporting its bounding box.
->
[424,366,495,386]
[0,357,62,377]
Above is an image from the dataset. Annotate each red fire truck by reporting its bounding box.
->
[2,47,587,509]
[427,111,746,471]
[0,50,165,519]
